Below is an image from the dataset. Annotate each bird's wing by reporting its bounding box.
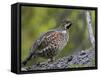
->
[30,31,55,53]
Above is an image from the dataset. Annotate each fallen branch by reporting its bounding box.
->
[21,49,95,71]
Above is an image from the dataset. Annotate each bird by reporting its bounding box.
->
[22,20,72,65]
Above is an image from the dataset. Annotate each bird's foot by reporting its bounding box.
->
[47,58,55,64]
[36,62,41,66]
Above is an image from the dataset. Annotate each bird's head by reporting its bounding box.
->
[63,20,72,30]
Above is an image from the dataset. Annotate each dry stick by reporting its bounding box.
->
[85,11,95,48]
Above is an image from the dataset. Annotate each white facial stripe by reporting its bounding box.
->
[65,23,71,27]
[62,30,66,33]
[65,24,68,28]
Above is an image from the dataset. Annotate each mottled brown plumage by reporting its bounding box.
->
[22,20,72,65]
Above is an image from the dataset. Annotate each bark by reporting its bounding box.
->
[21,49,95,71]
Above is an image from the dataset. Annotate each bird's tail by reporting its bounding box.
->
[22,52,36,65]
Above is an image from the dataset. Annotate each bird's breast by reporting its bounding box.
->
[58,31,69,51]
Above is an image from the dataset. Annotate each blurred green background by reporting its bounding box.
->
[21,6,95,67]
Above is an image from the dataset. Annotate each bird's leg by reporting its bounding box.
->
[48,57,55,63]
[36,62,41,66]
